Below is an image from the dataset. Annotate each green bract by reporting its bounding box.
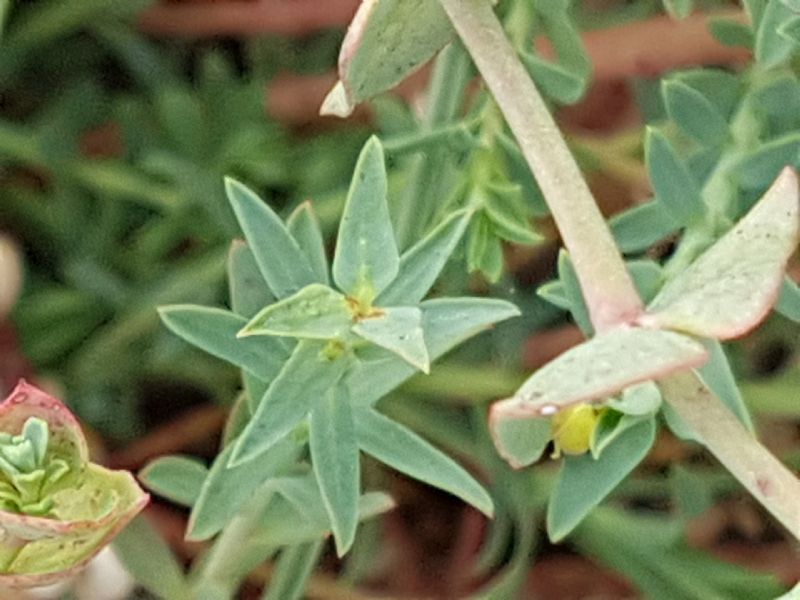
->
[0,381,148,588]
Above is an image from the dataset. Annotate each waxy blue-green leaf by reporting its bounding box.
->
[159,305,288,381]
[556,250,592,336]
[779,16,800,45]
[590,412,651,459]
[347,298,520,405]
[310,385,360,556]
[225,178,316,298]
[113,516,189,600]
[776,276,800,321]
[354,408,493,516]
[227,240,274,319]
[376,209,471,306]
[287,202,329,285]
[663,79,728,146]
[755,0,796,68]
[547,418,656,541]
[262,541,324,600]
[188,437,300,541]
[697,340,754,431]
[492,328,708,421]
[353,306,429,373]
[521,52,586,105]
[735,132,800,189]
[138,455,208,508]
[709,17,754,48]
[640,168,799,339]
[645,127,704,224]
[489,412,551,470]
[320,0,452,117]
[240,284,352,340]
[332,137,399,300]
[610,199,680,253]
[230,340,350,466]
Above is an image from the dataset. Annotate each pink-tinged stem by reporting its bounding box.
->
[438,0,643,333]
[660,372,800,539]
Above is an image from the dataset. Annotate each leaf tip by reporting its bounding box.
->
[320,81,355,118]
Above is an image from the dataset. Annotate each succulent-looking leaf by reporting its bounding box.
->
[490,328,707,427]
[227,240,274,319]
[240,284,352,340]
[607,382,662,416]
[353,307,430,373]
[376,209,472,306]
[590,411,648,459]
[138,455,208,508]
[321,0,452,117]
[0,381,148,588]
[159,305,289,381]
[309,385,360,556]
[490,412,552,469]
[230,341,350,466]
[645,127,705,224]
[547,417,656,542]
[186,437,300,541]
[333,137,399,300]
[639,168,799,339]
[287,202,329,286]
[225,178,316,299]
[610,199,680,254]
[662,79,728,146]
[776,276,800,322]
[354,408,493,516]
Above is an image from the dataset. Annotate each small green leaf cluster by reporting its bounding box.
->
[148,135,518,594]
[0,417,69,516]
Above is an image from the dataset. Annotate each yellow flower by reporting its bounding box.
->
[551,404,599,457]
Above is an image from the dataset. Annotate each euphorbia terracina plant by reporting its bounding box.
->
[127,0,800,598]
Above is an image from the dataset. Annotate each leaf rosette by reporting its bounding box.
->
[0,380,148,588]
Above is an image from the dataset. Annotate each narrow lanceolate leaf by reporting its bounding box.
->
[610,199,680,254]
[547,418,656,542]
[489,413,552,470]
[227,241,274,319]
[261,541,324,600]
[333,137,399,299]
[662,80,728,146]
[640,168,800,339]
[310,385,360,556]
[138,455,208,508]
[320,0,452,117]
[187,438,300,541]
[230,341,350,466]
[353,307,429,373]
[376,209,472,305]
[697,340,753,432]
[490,328,708,422]
[354,408,494,516]
[287,202,329,285]
[159,305,288,381]
[645,127,704,224]
[240,284,352,340]
[225,178,316,298]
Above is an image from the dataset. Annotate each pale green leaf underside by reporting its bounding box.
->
[332,137,399,298]
[240,284,352,340]
[640,168,799,339]
[354,408,493,517]
[309,386,360,556]
[492,328,708,419]
[321,0,452,117]
[353,306,430,373]
[547,417,656,542]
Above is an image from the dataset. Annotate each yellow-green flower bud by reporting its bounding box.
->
[551,404,599,457]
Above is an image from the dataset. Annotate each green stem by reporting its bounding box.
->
[660,372,800,539]
[441,0,800,541]
[439,0,643,333]
[394,39,473,250]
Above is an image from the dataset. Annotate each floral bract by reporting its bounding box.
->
[0,380,148,588]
